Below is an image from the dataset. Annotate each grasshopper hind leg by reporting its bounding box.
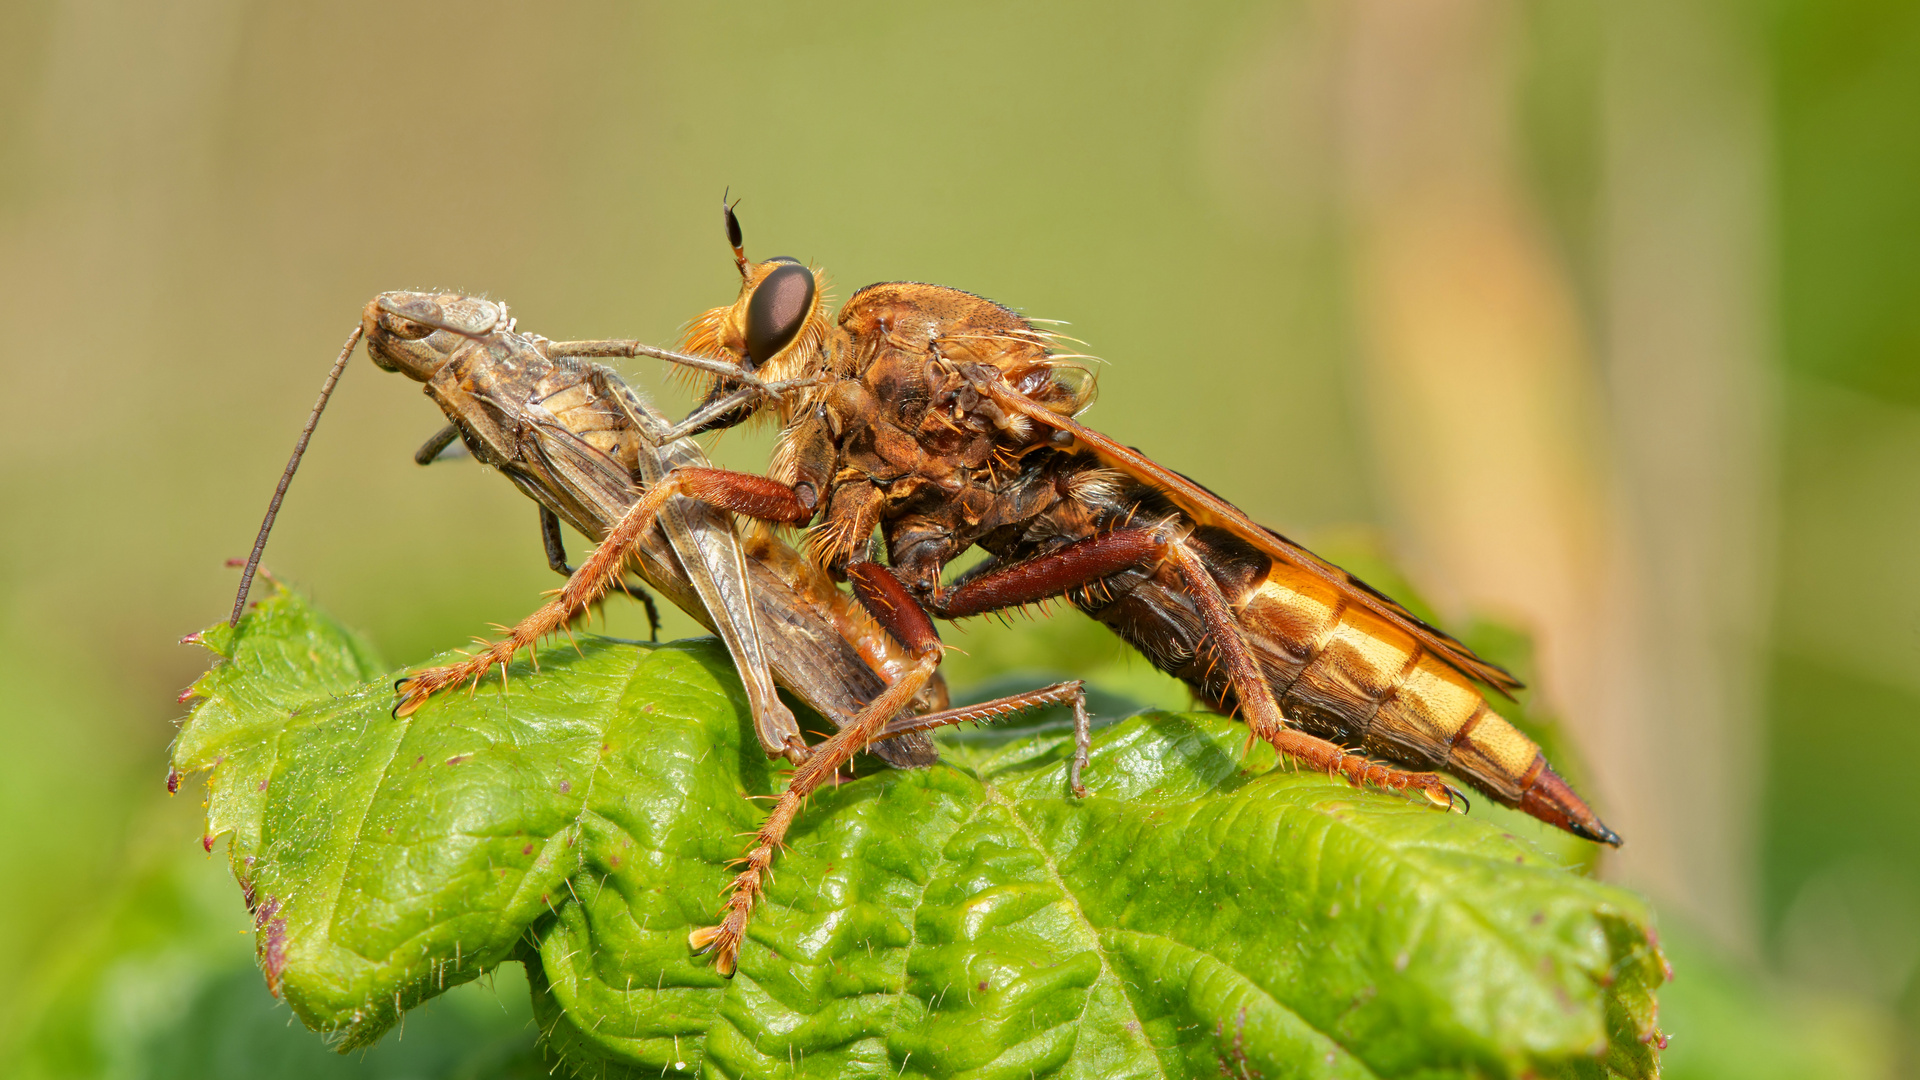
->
[395,467,809,714]
[539,506,662,641]
[413,429,663,639]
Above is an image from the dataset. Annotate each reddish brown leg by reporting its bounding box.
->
[936,529,1162,617]
[394,467,810,716]
[878,680,1092,796]
[689,677,1091,977]
[934,528,1459,810]
[690,562,941,976]
[875,680,1085,739]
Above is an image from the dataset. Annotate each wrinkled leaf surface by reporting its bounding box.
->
[174,587,1666,1078]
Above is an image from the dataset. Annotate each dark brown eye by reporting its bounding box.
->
[384,315,436,341]
[744,262,815,366]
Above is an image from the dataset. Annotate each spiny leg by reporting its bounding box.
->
[690,562,940,976]
[693,683,1095,977]
[874,680,1085,740]
[879,679,1093,797]
[538,506,661,640]
[394,467,811,716]
[935,527,1458,809]
[931,527,1171,795]
[1161,539,1457,808]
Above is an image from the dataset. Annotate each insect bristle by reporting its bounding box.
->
[1066,467,1128,508]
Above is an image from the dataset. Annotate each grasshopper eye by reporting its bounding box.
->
[744,261,815,367]
[384,316,436,341]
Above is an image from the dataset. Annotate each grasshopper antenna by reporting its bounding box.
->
[228,324,364,627]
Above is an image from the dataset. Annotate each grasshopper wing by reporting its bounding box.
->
[604,381,939,766]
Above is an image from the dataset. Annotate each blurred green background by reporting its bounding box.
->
[0,0,1915,1076]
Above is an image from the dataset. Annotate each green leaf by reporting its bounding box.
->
[173,585,1667,1079]
[4,837,551,1080]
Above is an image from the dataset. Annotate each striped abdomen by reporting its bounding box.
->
[1080,528,1617,844]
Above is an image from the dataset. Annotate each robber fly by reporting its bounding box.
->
[395,205,1621,977]
[231,292,1090,777]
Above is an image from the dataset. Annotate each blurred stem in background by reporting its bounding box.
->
[1327,0,1775,952]
[1219,0,1774,952]
[1595,0,1774,954]
[1331,0,1665,924]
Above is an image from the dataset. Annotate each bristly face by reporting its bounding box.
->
[677,202,833,431]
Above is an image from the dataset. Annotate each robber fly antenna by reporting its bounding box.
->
[723,191,748,277]
[228,323,364,627]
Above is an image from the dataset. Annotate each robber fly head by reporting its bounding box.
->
[675,199,832,431]
[362,292,511,383]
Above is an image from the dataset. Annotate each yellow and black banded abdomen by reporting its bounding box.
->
[1237,569,1537,800]
[1075,530,1619,844]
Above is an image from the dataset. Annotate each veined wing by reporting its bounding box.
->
[973,374,1524,696]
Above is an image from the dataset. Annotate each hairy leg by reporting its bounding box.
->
[935,528,1459,809]
[690,562,938,976]
[1159,540,1457,809]
[879,680,1092,797]
[393,467,810,716]
[538,506,662,640]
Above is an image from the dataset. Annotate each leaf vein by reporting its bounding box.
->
[982,784,1170,1079]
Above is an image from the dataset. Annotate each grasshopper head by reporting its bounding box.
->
[675,201,831,431]
[362,292,510,382]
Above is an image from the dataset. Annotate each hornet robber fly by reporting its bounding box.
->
[386,204,1621,977]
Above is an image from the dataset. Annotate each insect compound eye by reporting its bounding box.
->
[744,261,816,366]
[383,315,436,341]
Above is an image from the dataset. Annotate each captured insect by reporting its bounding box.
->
[230,292,1093,777]
[393,203,1623,977]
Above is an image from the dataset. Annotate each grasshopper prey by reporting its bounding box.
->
[393,205,1622,976]
[230,291,1092,800]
